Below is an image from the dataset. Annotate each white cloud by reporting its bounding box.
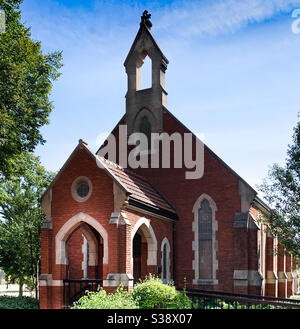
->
[156,0,300,37]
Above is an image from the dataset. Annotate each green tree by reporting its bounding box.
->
[0,152,54,297]
[258,116,300,263]
[0,0,62,178]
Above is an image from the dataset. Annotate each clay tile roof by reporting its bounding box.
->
[97,156,176,215]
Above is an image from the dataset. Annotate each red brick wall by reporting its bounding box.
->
[124,209,174,281]
[40,145,177,308]
[277,243,287,298]
[286,253,292,296]
[122,112,243,292]
[66,228,84,279]
[265,235,276,296]
[40,146,116,308]
[101,111,265,294]
[40,229,52,275]
[50,147,114,282]
[41,108,278,307]
[248,227,261,295]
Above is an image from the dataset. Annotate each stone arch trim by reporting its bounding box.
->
[161,237,171,283]
[192,193,218,285]
[79,223,98,266]
[131,217,157,266]
[55,212,108,265]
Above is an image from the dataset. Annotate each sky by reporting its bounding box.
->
[19,0,300,196]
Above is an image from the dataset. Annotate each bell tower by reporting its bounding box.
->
[124,10,169,136]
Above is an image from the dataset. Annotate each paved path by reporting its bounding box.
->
[0,284,34,297]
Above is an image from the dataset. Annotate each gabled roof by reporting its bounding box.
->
[97,156,177,217]
[96,109,257,198]
[41,140,177,220]
[253,195,271,214]
[163,108,257,196]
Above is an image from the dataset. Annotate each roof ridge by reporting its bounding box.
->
[95,155,176,215]
[96,155,124,170]
[96,154,149,182]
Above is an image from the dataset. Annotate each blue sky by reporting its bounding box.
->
[20,0,300,195]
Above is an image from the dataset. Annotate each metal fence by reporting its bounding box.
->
[62,280,300,309]
[63,279,103,308]
[181,288,300,309]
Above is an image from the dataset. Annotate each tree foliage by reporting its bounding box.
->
[131,275,191,309]
[72,276,192,309]
[0,152,55,296]
[259,116,300,262]
[72,285,139,309]
[0,0,62,178]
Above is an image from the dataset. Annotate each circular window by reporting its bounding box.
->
[71,176,92,202]
[76,182,89,198]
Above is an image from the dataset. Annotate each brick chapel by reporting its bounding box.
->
[39,11,299,309]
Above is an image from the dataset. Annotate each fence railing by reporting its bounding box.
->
[63,279,103,308]
[180,288,300,309]
[62,280,300,309]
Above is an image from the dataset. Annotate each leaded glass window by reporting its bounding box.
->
[76,182,90,198]
[198,199,213,279]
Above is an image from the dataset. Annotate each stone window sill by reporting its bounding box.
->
[193,279,218,285]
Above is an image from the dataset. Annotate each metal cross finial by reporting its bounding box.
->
[140,10,152,29]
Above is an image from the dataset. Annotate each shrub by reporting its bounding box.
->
[0,296,39,309]
[131,275,191,309]
[72,285,138,309]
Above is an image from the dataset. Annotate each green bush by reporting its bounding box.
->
[0,296,39,309]
[72,285,138,309]
[131,275,191,309]
[72,275,191,309]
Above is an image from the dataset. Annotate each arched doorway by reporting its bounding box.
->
[133,229,150,283]
[133,233,142,283]
[55,213,108,306]
[66,223,103,280]
[131,218,157,283]
[55,212,108,267]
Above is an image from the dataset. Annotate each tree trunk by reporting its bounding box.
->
[35,260,39,299]
[19,278,23,297]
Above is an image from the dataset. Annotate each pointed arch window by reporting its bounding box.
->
[140,116,152,150]
[192,194,218,285]
[162,243,167,280]
[161,237,171,283]
[198,200,213,279]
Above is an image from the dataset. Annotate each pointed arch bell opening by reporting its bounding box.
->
[136,50,152,91]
